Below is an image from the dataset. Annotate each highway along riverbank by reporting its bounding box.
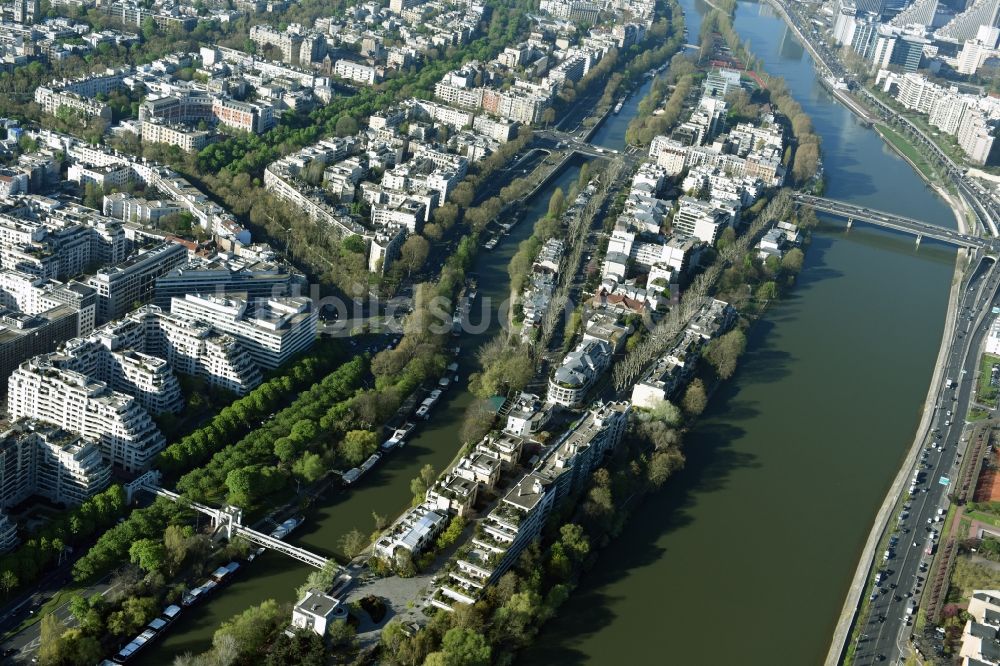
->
[521,0,963,664]
[150,157,584,661]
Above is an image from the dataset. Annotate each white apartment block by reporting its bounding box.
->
[673,197,731,244]
[119,305,263,395]
[547,340,612,408]
[67,163,131,191]
[7,359,166,473]
[141,120,213,153]
[958,109,997,165]
[895,72,941,114]
[169,294,316,369]
[928,94,969,135]
[60,336,184,416]
[334,59,379,85]
[0,420,111,509]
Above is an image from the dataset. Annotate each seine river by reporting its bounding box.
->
[154,1,958,661]
[522,1,958,664]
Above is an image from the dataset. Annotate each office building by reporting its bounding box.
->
[87,241,189,324]
[169,294,316,369]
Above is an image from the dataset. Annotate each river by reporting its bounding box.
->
[521,1,961,664]
[151,158,584,659]
[155,0,957,659]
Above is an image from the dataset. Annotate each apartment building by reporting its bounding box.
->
[0,419,111,509]
[59,336,184,416]
[547,339,612,408]
[103,193,186,226]
[211,97,274,134]
[86,241,189,324]
[169,293,316,369]
[141,120,213,153]
[334,59,379,85]
[0,305,79,393]
[7,358,166,472]
[140,92,215,125]
[673,196,732,244]
[0,270,96,335]
[435,401,629,609]
[153,256,300,308]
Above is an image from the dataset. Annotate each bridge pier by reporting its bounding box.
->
[915,234,922,248]
[846,217,853,230]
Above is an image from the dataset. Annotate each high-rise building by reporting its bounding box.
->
[7,358,166,473]
[0,420,111,509]
[890,0,937,27]
[169,294,317,369]
[937,0,1000,42]
[87,241,189,324]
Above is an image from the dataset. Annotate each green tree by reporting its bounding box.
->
[335,115,359,137]
[781,248,805,274]
[0,569,17,596]
[213,599,285,661]
[341,430,377,467]
[293,452,325,482]
[339,528,367,559]
[430,627,491,666]
[704,329,747,380]
[273,437,299,464]
[342,235,366,254]
[410,463,437,505]
[38,612,66,666]
[328,618,356,648]
[547,187,565,218]
[682,379,708,417]
[399,235,430,277]
[266,629,326,666]
[128,538,166,574]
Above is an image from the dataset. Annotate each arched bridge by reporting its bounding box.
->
[791,193,991,249]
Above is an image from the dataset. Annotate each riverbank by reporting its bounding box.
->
[750,2,978,665]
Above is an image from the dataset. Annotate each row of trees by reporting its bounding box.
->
[176,356,367,506]
[0,485,127,599]
[156,340,344,478]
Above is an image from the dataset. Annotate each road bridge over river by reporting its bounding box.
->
[791,193,991,249]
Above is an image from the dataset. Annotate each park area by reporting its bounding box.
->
[977,353,1000,409]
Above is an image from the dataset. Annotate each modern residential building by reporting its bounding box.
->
[373,503,448,561]
[547,339,612,408]
[0,419,111,509]
[168,294,316,369]
[0,305,80,393]
[673,196,731,244]
[7,358,166,472]
[290,589,348,637]
[153,256,301,308]
[141,120,213,153]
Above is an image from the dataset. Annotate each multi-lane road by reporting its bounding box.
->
[853,255,1000,665]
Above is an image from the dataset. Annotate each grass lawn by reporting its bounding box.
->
[978,353,1000,408]
[970,408,990,421]
[877,124,939,183]
[965,509,1000,529]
